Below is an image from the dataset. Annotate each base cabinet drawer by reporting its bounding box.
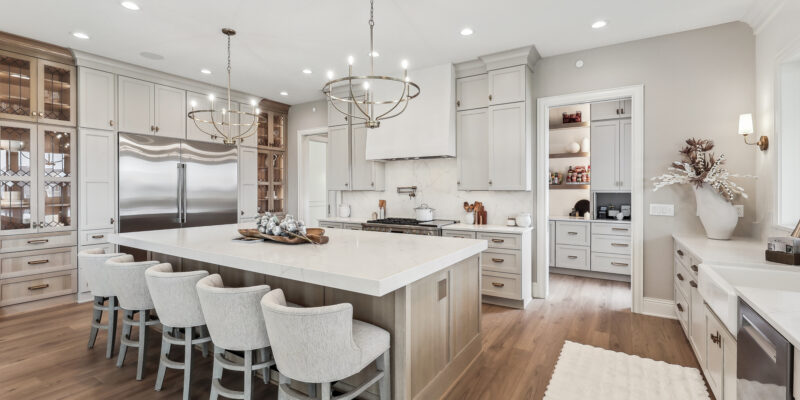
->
[555,244,590,270]
[0,270,77,307]
[442,230,476,239]
[481,249,520,275]
[80,229,114,246]
[674,257,691,300]
[0,247,77,279]
[481,271,521,299]
[477,232,520,250]
[592,223,631,236]
[674,287,689,335]
[590,253,631,275]
[342,223,362,230]
[0,231,77,253]
[591,235,631,255]
[319,222,343,229]
[555,221,590,246]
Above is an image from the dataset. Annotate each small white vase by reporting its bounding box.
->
[693,185,738,240]
[462,212,475,225]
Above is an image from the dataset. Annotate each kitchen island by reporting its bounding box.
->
[110,224,487,400]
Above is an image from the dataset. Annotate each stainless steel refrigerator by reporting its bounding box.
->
[118,133,238,233]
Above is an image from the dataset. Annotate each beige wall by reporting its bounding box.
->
[533,22,757,300]
[286,100,328,216]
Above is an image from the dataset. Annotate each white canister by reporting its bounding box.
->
[462,211,475,225]
[515,213,532,227]
[338,204,351,218]
[414,204,435,221]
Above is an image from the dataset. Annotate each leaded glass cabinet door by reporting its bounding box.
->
[37,60,76,127]
[270,151,285,213]
[0,121,38,235]
[37,125,75,232]
[0,50,38,123]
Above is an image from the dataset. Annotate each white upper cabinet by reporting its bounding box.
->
[186,91,212,142]
[78,128,116,231]
[591,99,632,121]
[619,98,632,119]
[351,125,384,191]
[238,146,258,221]
[154,85,186,139]
[488,65,526,105]
[488,102,529,190]
[619,119,632,190]
[78,68,116,130]
[456,74,488,111]
[117,76,154,135]
[457,108,489,190]
[327,125,351,191]
[327,98,349,127]
[237,101,258,147]
[590,119,631,192]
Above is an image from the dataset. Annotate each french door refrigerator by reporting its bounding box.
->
[118,133,238,233]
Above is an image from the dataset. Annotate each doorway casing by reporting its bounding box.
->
[296,127,329,222]
[535,85,645,314]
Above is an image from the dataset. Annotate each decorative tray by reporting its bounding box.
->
[238,228,329,245]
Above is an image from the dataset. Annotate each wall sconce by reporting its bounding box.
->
[738,113,768,151]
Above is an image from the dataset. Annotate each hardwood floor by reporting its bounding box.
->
[0,274,702,399]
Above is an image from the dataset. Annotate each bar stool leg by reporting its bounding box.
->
[88,296,103,349]
[377,350,391,399]
[155,326,171,391]
[258,347,269,384]
[277,373,290,400]
[198,326,209,358]
[106,296,118,359]
[136,311,148,380]
[307,383,317,399]
[116,310,134,368]
[210,345,224,400]
[183,327,193,400]
[321,382,332,400]
[244,349,253,400]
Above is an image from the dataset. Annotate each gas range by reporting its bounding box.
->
[362,218,458,236]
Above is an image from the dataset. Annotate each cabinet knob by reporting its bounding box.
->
[689,280,698,288]
[371,182,374,187]
[676,273,684,281]
[488,179,493,185]
[691,265,698,272]
[155,126,160,132]
[677,250,684,256]
[488,94,493,101]
[151,125,156,132]
[31,111,36,117]
[344,182,348,187]
[110,217,115,224]
[240,210,245,215]
[457,181,461,185]
[109,120,115,127]
[456,100,461,107]
[677,303,684,312]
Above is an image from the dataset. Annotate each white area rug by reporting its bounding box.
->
[544,341,710,400]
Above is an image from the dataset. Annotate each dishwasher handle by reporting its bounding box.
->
[741,313,777,363]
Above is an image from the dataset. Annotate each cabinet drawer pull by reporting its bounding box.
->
[611,262,629,267]
[27,259,50,265]
[691,265,698,272]
[611,243,629,247]
[28,284,50,290]
[491,282,504,288]
[567,232,578,235]
[612,227,628,231]
[491,239,505,243]
[676,303,684,312]
[91,234,105,239]
[676,273,684,281]
[27,239,49,245]
[491,258,505,263]
[567,255,578,259]
[690,280,698,288]
[676,250,684,256]
[109,119,115,127]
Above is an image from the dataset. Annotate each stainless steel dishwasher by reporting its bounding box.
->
[737,298,793,399]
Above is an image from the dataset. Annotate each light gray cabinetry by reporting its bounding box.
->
[456,108,489,190]
[351,125,385,191]
[326,125,351,191]
[78,68,115,130]
[488,102,528,190]
[487,66,526,105]
[590,99,631,121]
[238,146,258,222]
[153,84,186,139]
[117,76,154,135]
[455,74,488,111]
[78,128,116,231]
[590,119,631,192]
[326,92,384,192]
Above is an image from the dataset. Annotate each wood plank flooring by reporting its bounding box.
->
[0,274,703,400]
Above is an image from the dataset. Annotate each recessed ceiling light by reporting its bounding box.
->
[592,20,607,29]
[200,69,211,74]
[302,68,312,74]
[72,32,90,40]
[460,27,474,36]
[120,1,140,11]
[280,91,288,96]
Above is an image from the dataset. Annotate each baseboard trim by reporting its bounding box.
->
[550,268,631,282]
[641,297,676,320]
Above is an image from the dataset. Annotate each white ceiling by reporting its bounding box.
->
[1,0,754,105]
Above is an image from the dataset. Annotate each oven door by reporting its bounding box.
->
[737,298,793,400]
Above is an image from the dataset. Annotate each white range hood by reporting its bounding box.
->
[365,63,456,160]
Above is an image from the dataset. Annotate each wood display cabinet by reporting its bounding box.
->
[255,100,288,215]
[0,49,76,126]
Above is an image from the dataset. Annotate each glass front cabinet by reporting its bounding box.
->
[256,109,287,214]
[0,49,76,126]
[0,121,75,235]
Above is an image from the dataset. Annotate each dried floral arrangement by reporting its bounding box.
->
[651,138,749,202]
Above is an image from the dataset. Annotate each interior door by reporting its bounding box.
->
[589,120,619,191]
[0,121,38,235]
[118,133,181,232]
[182,140,238,227]
[118,76,154,135]
[457,108,489,190]
[326,125,350,190]
[306,139,327,227]
[78,67,115,130]
[488,102,526,190]
[154,85,186,139]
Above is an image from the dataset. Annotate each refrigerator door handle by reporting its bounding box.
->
[181,163,188,224]
[177,163,184,223]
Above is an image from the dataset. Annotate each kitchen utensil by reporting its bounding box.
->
[574,199,591,216]
[414,203,435,221]
[462,212,475,225]
[339,204,351,218]
[371,212,378,220]
[515,213,532,227]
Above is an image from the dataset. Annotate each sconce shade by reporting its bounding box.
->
[738,113,754,135]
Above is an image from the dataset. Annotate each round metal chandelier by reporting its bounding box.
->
[188,28,266,145]
[322,0,420,129]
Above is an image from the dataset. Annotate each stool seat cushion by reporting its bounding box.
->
[351,320,390,372]
[79,248,126,297]
[106,255,159,311]
[145,263,208,328]
[196,274,271,351]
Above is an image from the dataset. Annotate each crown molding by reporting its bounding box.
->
[454,45,541,78]
[0,30,73,65]
[744,0,786,35]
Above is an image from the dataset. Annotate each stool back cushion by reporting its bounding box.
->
[261,289,360,383]
[196,274,271,351]
[145,264,208,328]
[78,248,125,297]
[106,255,159,311]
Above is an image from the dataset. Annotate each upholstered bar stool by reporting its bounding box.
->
[145,263,211,400]
[196,274,275,400]
[260,289,391,400]
[78,248,125,359]
[106,255,161,380]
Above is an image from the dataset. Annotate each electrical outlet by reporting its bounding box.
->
[649,203,675,216]
[735,205,744,218]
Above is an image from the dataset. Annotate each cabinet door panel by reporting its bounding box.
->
[38,126,76,232]
[619,98,632,118]
[238,146,258,221]
[350,125,375,190]
[186,91,213,143]
[689,285,706,366]
[0,121,38,235]
[154,85,186,139]
[238,101,258,147]
[705,307,724,399]
[589,120,619,191]
[618,119,632,191]
[79,129,116,230]
[326,125,350,190]
[457,109,489,190]
[488,66,525,105]
[456,74,488,111]
[488,103,526,190]
[327,100,349,127]
[590,100,620,121]
[38,60,76,126]
[117,76,154,135]
[78,68,115,130]
[0,50,37,123]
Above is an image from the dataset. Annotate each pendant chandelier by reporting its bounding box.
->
[322,0,420,129]
[188,28,265,145]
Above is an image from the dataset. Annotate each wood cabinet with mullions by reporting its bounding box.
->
[0,49,76,126]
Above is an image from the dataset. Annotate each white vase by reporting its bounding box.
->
[693,185,738,240]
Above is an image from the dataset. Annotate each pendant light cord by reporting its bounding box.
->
[369,0,375,75]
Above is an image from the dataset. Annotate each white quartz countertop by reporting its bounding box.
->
[110,224,487,297]
[673,233,780,268]
[736,286,800,348]
[316,217,367,224]
[443,223,533,234]
[549,216,631,224]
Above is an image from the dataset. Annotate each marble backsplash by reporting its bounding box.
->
[340,158,533,225]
